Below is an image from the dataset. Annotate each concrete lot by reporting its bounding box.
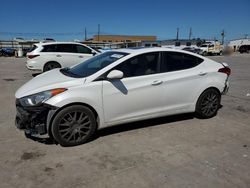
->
[0,54,249,188]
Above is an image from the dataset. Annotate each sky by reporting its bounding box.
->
[0,0,249,42]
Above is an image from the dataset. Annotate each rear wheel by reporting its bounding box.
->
[44,62,61,72]
[51,105,97,147]
[196,89,221,119]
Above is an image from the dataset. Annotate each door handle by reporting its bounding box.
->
[151,80,163,86]
[198,72,207,76]
[79,56,84,58]
[56,55,62,57]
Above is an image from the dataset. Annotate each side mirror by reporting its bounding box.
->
[107,70,124,80]
[92,50,97,56]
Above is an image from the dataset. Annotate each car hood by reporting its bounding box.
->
[15,69,85,98]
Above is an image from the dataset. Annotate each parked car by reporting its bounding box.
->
[0,48,15,57]
[26,42,99,72]
[43,38,55,42]
[182,46,202,54]
[239,45,250,53]
[15,48,231,146]
[200,41,223,56]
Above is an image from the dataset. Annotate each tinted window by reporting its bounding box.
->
[41,44,57,52]
[57,44,76,53]
[76,45,92,54]
[175,42,181,46]
[114,52,159,78]
[201,44,208,47]
[29,45,37,52]
[161,52,203,72]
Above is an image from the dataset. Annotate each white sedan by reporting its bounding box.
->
[15,48,231,146]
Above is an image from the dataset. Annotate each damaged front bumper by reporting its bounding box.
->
[15,99,57,135]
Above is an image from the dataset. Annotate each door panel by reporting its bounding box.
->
[102,74,164,123]
[160,65,206,112]
[159,52,207,112]
[55,52,79,67]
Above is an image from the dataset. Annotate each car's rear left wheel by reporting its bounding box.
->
[196,88,221,119]
[51,105,97,147]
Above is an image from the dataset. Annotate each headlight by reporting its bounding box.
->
[19,88,67,107]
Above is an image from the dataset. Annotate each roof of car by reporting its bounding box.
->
[112,47,193,54]
[35,41,86,46]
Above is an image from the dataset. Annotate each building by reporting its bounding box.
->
[92,35,156,43]
[141,39,205,47]
[228,38,250,51]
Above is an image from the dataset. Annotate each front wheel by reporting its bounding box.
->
[195,89,221,119]
[51,105,97,147]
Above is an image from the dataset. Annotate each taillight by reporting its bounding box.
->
[218,67,231,76]
[27,55,40,59]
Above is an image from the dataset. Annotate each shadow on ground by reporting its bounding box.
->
[32,73,41,77]
[95,113,195,138]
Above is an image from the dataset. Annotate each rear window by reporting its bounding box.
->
[161,52,203,72]
[41,44,57,52]
[29,45,38,52]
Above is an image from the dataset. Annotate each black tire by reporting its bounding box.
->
[195,89,221,119]
[51,105,97,147]
[202,51,208,56]
[24,131,32,139]
[43,62,61,72]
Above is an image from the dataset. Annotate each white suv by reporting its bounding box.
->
[15,48,231,146]
[26,42,99,72]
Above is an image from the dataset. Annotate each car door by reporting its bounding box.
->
[55,44,80,67]
[159,51,206,112]
[75,44,94,64]
[102,52,165,124]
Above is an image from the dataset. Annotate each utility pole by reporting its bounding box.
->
[84,27,87,41]
[176,28,179,40]
[221,29,225,45]
[189,27,192,40]
[97,24,100,42]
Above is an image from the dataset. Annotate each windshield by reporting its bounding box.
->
[201,44,208,47]
[60,51,128,78]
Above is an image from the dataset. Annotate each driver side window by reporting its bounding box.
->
[114,52,159,78]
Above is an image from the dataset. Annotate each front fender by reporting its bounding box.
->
[45,82,106,129]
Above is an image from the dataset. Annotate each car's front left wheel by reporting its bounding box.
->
[51,105,97,147]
